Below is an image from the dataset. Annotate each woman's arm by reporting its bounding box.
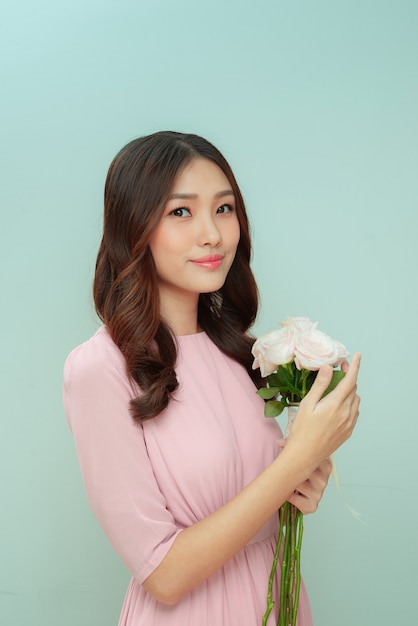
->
[143,354,361,604]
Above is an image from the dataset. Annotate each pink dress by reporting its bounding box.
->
[63,327,312,626]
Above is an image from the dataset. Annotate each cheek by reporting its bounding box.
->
[227,217,241,249]
[231,219,241,248]
[149,228,183,263]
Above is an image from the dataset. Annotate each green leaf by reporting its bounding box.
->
[276,367,301,397]
[265,400,285,418]
[294,367,301,389]
[267,372,281,387]
[323,370,346,397]
[306,370,317,388]
[257,386,280,400]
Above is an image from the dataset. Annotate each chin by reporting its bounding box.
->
[200,280,228,294]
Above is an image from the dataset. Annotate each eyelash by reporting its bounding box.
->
[169,207,191,217]
[217,203,234,214]
[169,203,234,217]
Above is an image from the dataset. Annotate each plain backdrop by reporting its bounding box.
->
[1,1,417,624]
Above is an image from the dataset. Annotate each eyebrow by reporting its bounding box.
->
[169,189,235,200]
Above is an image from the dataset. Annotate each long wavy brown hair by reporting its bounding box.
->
[94,131,261,422]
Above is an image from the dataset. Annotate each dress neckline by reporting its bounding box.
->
[176,331,207,339]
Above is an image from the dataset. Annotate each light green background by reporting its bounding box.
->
[1,1,417,624]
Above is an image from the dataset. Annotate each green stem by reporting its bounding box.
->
[279,503,290,624]
[301,374,306,398]
[262,512,285,625]
[275,504,304,626]
[292,511,304,624]
[286,505,297,623]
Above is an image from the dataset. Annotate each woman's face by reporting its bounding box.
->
[149,158,240,310]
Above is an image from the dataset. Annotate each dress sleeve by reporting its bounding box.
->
[63,330,181,583]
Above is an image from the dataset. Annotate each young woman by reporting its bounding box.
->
[63,131,360,626]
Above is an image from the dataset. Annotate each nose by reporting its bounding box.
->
[197,213,221,247]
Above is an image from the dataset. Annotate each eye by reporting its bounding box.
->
[216,203,234,214]
[169,207,191,217]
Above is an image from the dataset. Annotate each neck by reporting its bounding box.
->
[159,290,201,336]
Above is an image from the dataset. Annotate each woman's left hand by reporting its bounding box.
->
[286,458,332,515]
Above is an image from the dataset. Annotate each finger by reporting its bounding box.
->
[303,364,334,406]
[317,458,332,480]
[287,490,308,510]
[288,489,320,515]
[335,352,361,394]
[323,353,361,405]
[351,393,361,423]
[303,464,331,493]
[290,481,312,500]
[292,464,330,499]
[341,359,349,373]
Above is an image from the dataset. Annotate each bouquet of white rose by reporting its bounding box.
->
[252,316,348,626]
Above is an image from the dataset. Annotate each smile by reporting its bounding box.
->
[190,254,224,270]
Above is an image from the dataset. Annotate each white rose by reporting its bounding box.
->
[252,327,296,377]
[294,329,347,371]
[333,340,349,366]
[279,316,318,333]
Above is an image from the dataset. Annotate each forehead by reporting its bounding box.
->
[171,158,232,196]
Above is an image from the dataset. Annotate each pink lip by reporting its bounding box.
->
[191,254,224,269]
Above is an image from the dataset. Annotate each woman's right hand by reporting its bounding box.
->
[285,352,361,467]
